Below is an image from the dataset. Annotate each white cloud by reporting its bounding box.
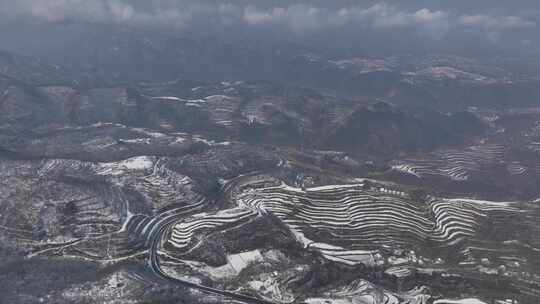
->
[243,5,325,32]
[365,4,413,28]
[242,3,450,36]
[459,14,536,31]
[0,0,535,42]
[243,6,287,25]
[414,8,448,24]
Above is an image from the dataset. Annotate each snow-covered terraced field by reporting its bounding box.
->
[141,177,540,303]
[304,278,430,304]
[124,196,208,249]
[507,162,529,176]
[157,179,538,271]
[391,144,507,180]
[204,95,240,127]
[236,182,532,264]
[168,208,257,251]
[9,150,539,303]
[11,156,215,261]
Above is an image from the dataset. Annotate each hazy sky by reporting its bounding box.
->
[1,1,538,58]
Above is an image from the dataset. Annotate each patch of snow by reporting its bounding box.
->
[180,260,237,279]
[132,128,167,138]
[180,250,265,280]
[391,164,421,178]
[228,250,264,273]
[192,136,231,146]
[187,99,207,103]
[120,138,151,144]
[434,299,488,304]
[120,156,154,170]
[308,242,343,250]
[304,298,350,304]
[445,198,514,207]
[151,96,183,101]
[173,137,187,144]
[307,184,362,192]
[97,156,154,176]
[119,201,134,232]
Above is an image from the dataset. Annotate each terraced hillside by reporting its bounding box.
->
[3,58,540,303]
[4,131,540,304]
[45,170,529,304]
[391,144,507,181]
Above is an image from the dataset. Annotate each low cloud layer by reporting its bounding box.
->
[1,0,536,37]
[243,3,451,36]
[459,14,536,31]
[0,0,538,58]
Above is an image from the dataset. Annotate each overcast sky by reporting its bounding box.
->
[1,0,538,58]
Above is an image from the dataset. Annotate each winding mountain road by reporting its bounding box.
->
[146,207,280,304]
